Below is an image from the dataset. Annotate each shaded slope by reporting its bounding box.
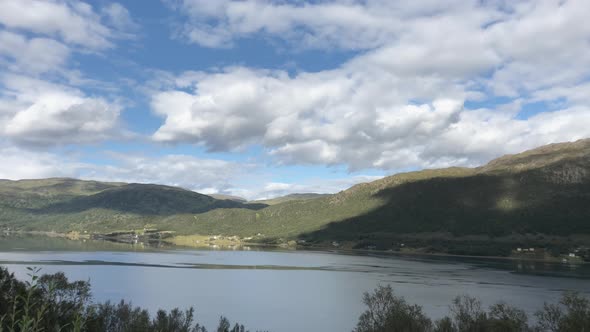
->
[0,180,266,232]
[158,140,590,240]
[1,139,589,240]
[39,184,250,215]
[303,139,590,239]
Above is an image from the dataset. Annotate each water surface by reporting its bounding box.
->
[1,235,589,332]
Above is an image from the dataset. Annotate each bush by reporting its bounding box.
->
[357,285,590,332]
[0,267,252,332]
[536,292,590,332]
[2,267,589,332]
[354,285,432,332]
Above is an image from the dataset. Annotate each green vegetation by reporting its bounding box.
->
[1,267,588,332]
[1,139,590,257]
[355,285,590,332]
[0,267,252,332]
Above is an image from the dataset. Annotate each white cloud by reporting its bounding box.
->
[101,3,138,32]
[0,30,70,74]
[0,0,138,54]
[152,0,590,171]
[170,0,397,49]
[0,143,381,200]
[150,62,590,170]
[0,145,242,195]
[0,74,122,147]
[0,0,112,49]
[82,153,245,194]
[3,92,120,146]
[0,1,140,147]
[170,0,500,53]
[234,175,384,200]
[0,145,84,180]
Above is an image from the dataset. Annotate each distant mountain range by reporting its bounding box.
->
[1,139,589,254]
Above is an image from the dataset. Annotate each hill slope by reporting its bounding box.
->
[155,139,590,242]
[1,139,589,249]
[0,179,265,232]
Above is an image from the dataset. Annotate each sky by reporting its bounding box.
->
[0,0,589,200]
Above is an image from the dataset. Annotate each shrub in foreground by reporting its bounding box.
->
[355,285,590,332]
[0,267,252,332]
[1,267,589,332]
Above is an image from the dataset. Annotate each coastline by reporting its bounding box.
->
[3,230,587,265]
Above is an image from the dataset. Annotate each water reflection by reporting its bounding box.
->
[1,235,589,332]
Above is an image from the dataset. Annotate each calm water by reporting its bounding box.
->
[1,235,589,332]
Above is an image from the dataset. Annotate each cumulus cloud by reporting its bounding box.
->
[0,1,140,147]
[0,145,370,200]
[0,0,137,50]
[0,0,109,49]
[169,0,493,52]
[150,62,590,170]
[81,153,246,194]
[0,145,240,193]
[0,31,70,74]
[0,145,84,180]
[0,74,122,147]
[101,3,138,32]
[152,0,590,171]
[3,93,120,146]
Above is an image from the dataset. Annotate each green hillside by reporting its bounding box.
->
[1,139,589,254]
[0,180,266,233]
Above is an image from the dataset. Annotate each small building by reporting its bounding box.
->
[569,253,576,258]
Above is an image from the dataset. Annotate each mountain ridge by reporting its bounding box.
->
[1,139,589,255]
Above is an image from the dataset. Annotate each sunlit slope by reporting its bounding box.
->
[0,179,265,232]
[162,139,590,239]
[1,139,589,239]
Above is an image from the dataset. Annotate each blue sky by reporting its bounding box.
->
[0,0,589,199]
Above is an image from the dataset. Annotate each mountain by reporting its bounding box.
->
[254,193,330,205]
[153,139,590,253]
[1,139,589,254]
[0,179,265,233]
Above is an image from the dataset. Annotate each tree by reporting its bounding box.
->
[448,295,488,332]
[354,285,432,332]
[536,292,590,332]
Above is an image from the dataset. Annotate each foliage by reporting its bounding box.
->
[2,267,590,332]
[356,284,590,332]
[0,267,251,332]
[354,285,432,332]
[536,291,590,332]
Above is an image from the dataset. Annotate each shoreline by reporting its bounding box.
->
[3,230,587,265]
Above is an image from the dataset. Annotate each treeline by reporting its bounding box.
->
[355,285,590,332]
[1,267,589,332]
[0,267,252,332]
